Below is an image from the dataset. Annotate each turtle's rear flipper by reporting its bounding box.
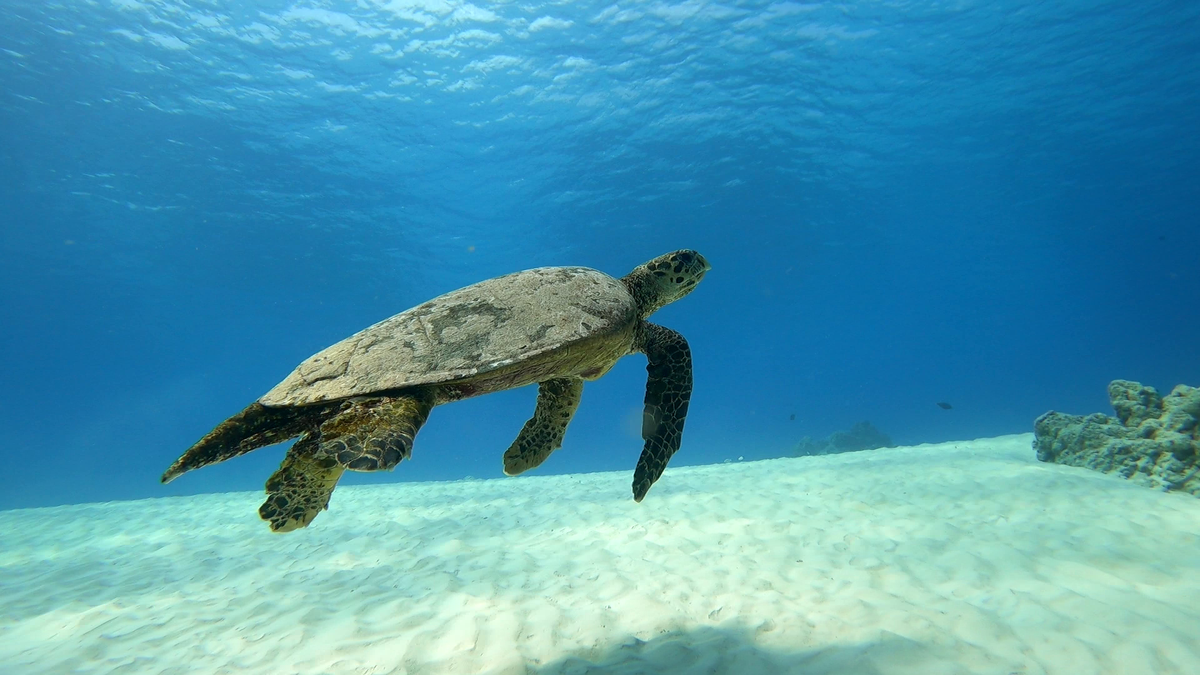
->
[632,323,693,502]
[260,435,345,532]
[503,377,585,476]
[162,402,325,483]
[316,393,434,472]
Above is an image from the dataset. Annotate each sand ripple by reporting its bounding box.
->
[2,434,1200,674]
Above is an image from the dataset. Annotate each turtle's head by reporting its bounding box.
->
[622,249,711,319]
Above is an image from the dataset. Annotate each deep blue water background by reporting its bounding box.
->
[1,0,1197,511]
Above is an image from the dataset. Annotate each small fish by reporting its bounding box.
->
[937,402,953,410]
[789,413,796,421]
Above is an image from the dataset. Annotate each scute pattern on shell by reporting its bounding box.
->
[261,267,636,406]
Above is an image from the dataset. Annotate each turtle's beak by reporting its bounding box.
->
[698,253,711,271]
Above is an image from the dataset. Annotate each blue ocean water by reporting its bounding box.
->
[1,0,1197,512]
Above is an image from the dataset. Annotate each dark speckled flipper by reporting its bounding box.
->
[503,377,584,476]
[259,435,345,532]
[161,402,332,484]
[258,392,434,531]
[632,322,692,502]
[315,392,434,472]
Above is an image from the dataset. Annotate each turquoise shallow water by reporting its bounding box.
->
[2,1,1199,673]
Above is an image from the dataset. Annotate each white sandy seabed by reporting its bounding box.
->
[2,434,1200,675]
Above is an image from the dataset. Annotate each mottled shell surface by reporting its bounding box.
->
[260,266,636,406]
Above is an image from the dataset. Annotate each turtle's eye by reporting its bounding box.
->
[678,252,694,264]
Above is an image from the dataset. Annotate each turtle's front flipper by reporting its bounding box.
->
[503,377,585,476]
[632,322,693,501]
[316,392,435,472]
[260,435,345,532]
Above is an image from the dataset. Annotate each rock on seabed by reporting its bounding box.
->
[1034,379,1200,495]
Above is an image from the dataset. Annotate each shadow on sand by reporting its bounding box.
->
[525,623,1006,675]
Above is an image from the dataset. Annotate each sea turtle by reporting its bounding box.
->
[162,250,711,532]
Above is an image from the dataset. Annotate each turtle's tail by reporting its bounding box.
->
[161,402,330,483]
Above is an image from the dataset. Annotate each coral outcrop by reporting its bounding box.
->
[795,421,893,457]
[1034,380,1200,495]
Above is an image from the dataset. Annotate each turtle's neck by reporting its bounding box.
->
[620,267,661,320]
